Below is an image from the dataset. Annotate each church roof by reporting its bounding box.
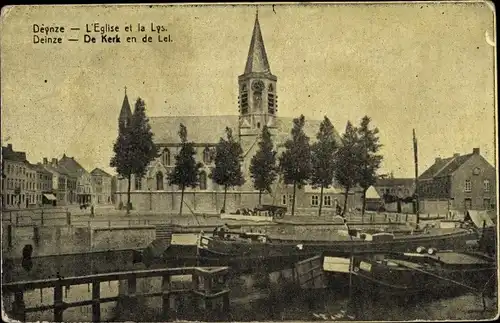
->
[273,117,342,146]
[244,11,272,75]
[150,115,341,146]
[150,115,240,145]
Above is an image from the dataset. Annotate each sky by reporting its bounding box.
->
[1,2,497,177]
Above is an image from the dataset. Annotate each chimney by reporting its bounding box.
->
[43,158,48,165]
[453,153,460,158]
[52,158,58,166]
[435,157,442,163]
[473,148,480,155]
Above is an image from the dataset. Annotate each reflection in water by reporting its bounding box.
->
[3,274,497,322]
[3,233,497,321]
[4,282,120,322]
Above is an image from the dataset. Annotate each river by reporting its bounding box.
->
[3,233,497,321]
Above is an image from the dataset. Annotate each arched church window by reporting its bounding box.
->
[241,84,247,92]
[268,84,274,92]
[162,149,171,166]
[156,172,164,190]
[199,171,207,190]
[135,176,142,191]
[203,147,212,164]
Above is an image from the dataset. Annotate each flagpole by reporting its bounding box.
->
[413,129,420,226]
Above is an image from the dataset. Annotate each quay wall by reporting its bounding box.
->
[2,225,156,258]
[2,225,156,283]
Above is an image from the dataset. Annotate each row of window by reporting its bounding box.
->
[4,193,56,206]
[420,179,491,195]
[5,178,25,190]
[161,148,214,167]
[4,164,53,181]
[382,187,411,195]
[4,194,25,206]
[465,179,490,192]
[5,164,26,175]
[280,194,338,207]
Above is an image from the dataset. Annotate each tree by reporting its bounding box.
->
[110,98,158,214]
[210,127,245,213]
[167,124,203,215]
[334,121,360,216]
[279,115,311,216]
[357,116,383,217]
[311,116,338,216]
[250,125,278,205]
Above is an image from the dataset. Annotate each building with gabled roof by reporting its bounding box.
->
[115,11,350,214]
[59,154,94,205]
[2,144,28,209]
[31,162,55,205]
[418,148,496,214]
[91,168,112,204]
[40,157,76,205]
[374,177,416,199]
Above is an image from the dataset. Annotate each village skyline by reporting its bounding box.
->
[1,3,496,177]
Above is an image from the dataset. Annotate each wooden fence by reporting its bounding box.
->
[2,266,230,322]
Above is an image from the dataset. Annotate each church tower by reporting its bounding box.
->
[118,86,132,128]
[238,10,278,142]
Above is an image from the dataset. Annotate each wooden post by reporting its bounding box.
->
[161,275,171,320]
[12,291,26,321]
[54,282,64,322]
[92,281,101,322]
[127,276,137,298]
[192,272,199,291]
[222,293,230,316]
[7,224,12,248]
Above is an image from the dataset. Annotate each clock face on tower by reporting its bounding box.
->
[252,80,264,92]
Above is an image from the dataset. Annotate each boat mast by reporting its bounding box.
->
[413,129,420,226]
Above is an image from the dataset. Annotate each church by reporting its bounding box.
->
[115,12,358,215]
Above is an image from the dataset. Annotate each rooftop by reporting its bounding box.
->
[419,148,480,180]
[2,144,27,162]
[91,167,112,177]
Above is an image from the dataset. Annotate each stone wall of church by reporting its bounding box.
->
[115,191,261,213]
[114,188,360,215]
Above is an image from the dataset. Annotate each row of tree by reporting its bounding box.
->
[250,115,383,217]
[110,97,383,217]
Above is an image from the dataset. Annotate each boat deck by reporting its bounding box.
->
[433,253,491,265]
[402,252,491,265]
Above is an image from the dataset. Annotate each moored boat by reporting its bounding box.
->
[345,251,497,298]
[197,227,480,260]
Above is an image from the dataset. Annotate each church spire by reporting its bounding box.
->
[244,8,271,74]
[119,86,132,126]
